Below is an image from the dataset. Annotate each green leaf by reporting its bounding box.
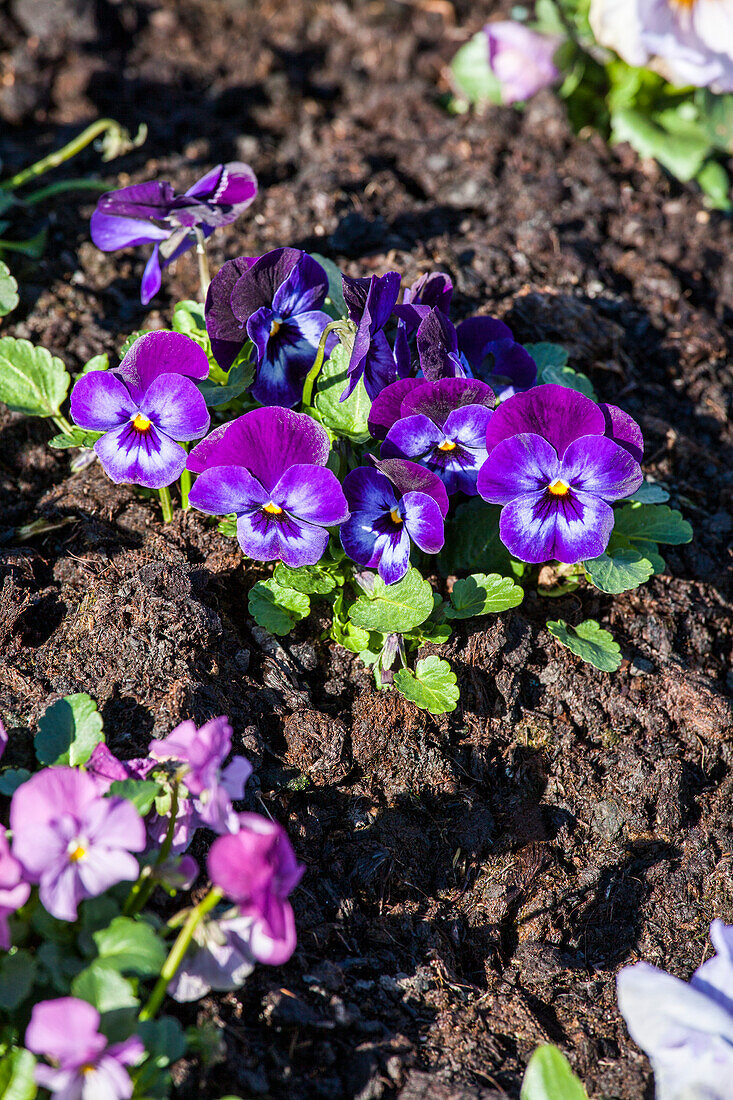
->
[36,941,85,993]
[446,572,524,619]
[139,1017,187,1065]
[0,262,18,318]
[0,1048,37,1100]
[613,503,693,545]
[611,107,711,181]
[197,360,253,407]
[0,338,70,418]
[547,619,621,672]
[79,353,109,375]
[0,228,47,260]
[119,331,147,358]
[438,499,512,576]
[584,547,654,593]
[0,769,30,796]
[450,31,503,106]
[92,917,166,978]
[696,160,731,211]
[172,299,207,340]
[217,514,237,538]
[35,693,104,767]
[108,778,162,816]
[349,568,434,633]
[48,427,102,449]
[524,342,568,375]
[628,481,669,504]
[311,253,347,318]
[521,1044,588,1100]
[393,656,460,715]
[541,363,595,398]
[314,344,371,442]
[0,952,36,1011]
[248,580,311,636]
[274,563,338,594]
[72,962,139,1013]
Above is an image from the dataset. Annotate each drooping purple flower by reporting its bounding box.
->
[168,912,256,1002]
[477,384,643,564]
[340,457,448,584]
[90,162,258,305]
[484,22,560,104]
[393,271,454,334]
[10,768,145,921]
[187,407,348,567]
[26,998,143,1100]
[414,308,537,398]
[0,832,30,950]
[70,331,210,489]
[380,378,496,496]
[617,920,733,1100]
[342,271,401,399]
[205,248,335,407]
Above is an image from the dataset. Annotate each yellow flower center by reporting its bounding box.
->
[132,413,152,432]
[81,1064,96,1075]
[269,319,281,338]
[69,845,87,863]
[390,509,403,524]
[548,479,570,497]
[438,440,456,452]
[263,501,283,515]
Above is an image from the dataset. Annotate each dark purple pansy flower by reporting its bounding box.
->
[415,308,536,398]
[340,457,448,585]
[187,407,348,567]
[205,248,335,407]
[477,384,643,564]
[342,271,401,400]
[90,162,257,305]
[380,377,496,496]
[70,331,210,489]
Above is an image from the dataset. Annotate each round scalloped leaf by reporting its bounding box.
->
[314,343,371,442]
[628,482,669,504]
[541,363,595,398]
[248,579,310,636]
[274,563,338,595]
[613,503,692,545]
[584,548,654,594]
[0,337,70,417]
[393,656,459,715]
[35,692,104,767]
[520,1044,588,1100]
[349,567,434,633]
[0,261,19,317]
[0,1047,37,1100]
[524,342,569,375]
[547,619,621,672]
[446,573,523,619]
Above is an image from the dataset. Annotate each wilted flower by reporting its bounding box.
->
[477,384,643,563]
[617,920,733,1100]
[205,248,335,406]
[342,271,401,399]
[70,331,210,489]
[483,22,560,104]
[0,833,30,950]
[26,997,143,1100]
[90,162,258,304]
[340,457,448,584]
[10,768,145,921]
[416,308,537,398]
[188,407,348,566]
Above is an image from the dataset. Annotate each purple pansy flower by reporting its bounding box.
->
[340,457,448,584]
[90,162,258,304]
[169,912,256,1002]
[187,407,349,567]
[342,271,401,400]
[617,920,733,1100]
[10,768,145,921]
[205,248,335,407]
[26,997,143,1100]
[477,384,643,564]
[392,272,454,378]
[415,308,537,398]
[484,22,560,104]
[70,331,210,489]
[0,832,30,950]
[380,378,496,496]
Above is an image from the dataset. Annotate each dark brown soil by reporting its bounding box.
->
[2,1,733,1097]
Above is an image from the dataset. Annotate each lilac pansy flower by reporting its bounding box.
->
[90,162,258,304]
[380,378,496,496]
[484,22,560,104]
[342,271,401,400]
[187,407,348,567]
[617,920,733,1100]
[415,308,537,399]
[10,767,145,922]
[340,457,448,584]
[26,997,143,1100]
[205,248,335,407]
[169,913,256,1002]
[0,832,30,950]
[70,331,210,489]
[477,384,643,564]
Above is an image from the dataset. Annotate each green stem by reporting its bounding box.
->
[2,119,123,192]
[301,322,340,409]
[194,227,210,302]
[158,486,174,524]
[139,887,223,1021]
[23,179,108,206]
[180,468,192,511]
[122,787,180,917]
[51,414,74,435]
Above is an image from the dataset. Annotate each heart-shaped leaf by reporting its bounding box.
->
[393,656,459,714]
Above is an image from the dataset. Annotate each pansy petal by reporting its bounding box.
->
[39,864,86,922]
[456,315,514,368]
[489,341,538,395]
[231,248,304,326]
[400,491,445,554]
[368,378,422,439]
[400,378,495,426]
[250,315,332,408]
[236,511,328,566]
[140,374,210,441]
[382,414,443,461]
[340,515,382,568]
[377,529,411,585]
[417,308,459,381]
[95,423,186,488]
[443,404,494,450]
[477,433,558,503]
[275,516,330,568]
[599,402,644,462]
[71,371,136,431]
[342,468,397,516]
[140,246,163,306]
[272,254,329,317]
[485,384,606,456]
[500,488,613,564]
[361,331,399,400]
[76,848,141,897]
[188,465,268,516]
[116,330,210,400]
[26,998,102,1064]
[90,209,170,252]
[272,465,349,525]
[371,456,450,518]
[185,162,258,215]
[560,435,642,501]
[205,256,257,369]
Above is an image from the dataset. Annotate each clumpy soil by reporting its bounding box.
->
[2,0,733,1096]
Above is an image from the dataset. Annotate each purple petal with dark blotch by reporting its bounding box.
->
[416,308,459,381]
[70,371,136,431]
[272,253,329,317]
[489,341,538,394]
[272,465,349,526]
[116,330,210,401]
[205,256,257,369]
[95,422,186,488]
[341,275,370,320]
[477,433,559,504]
[456,315,514,368]
[382,414,443,462]
[443,404,493,450]
[363,271,401,333]
[400,491,445,554]
[342,467,397,516]
[599,403,644,462]
[376,527,412,585]
[237,510,328,566]
[500,489,614,564]
[368,378,422,439]
[559,435,642,501]
[140,245,163,305]
[188,465,268,516]
[249,310,334,408]
[370,456,450,518]
[230,248,306,326]
[406,271,453,314]
[184,162,258,217]
[400,377,495,427]
[484,384,606,456]
[140,374,210,441]
[340,514,381,569]
[90,209,170,252]
[186,407,330,491]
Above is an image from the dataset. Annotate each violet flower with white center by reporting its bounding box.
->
[477,384,643,564]
[187,407,349,567]
[342,271,402,399]
[415,308,537,398]
[70,331,210,489]
[0,832,30,950]
[168,913,255,1002]
[90,162,258,304]
[484,22,560,104]
[380,377,496,496]
[340,457,448,584]
[205,248,336,407]
[10,767,145,921]
[26,997,143,1100]
[617,920,733,1100]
